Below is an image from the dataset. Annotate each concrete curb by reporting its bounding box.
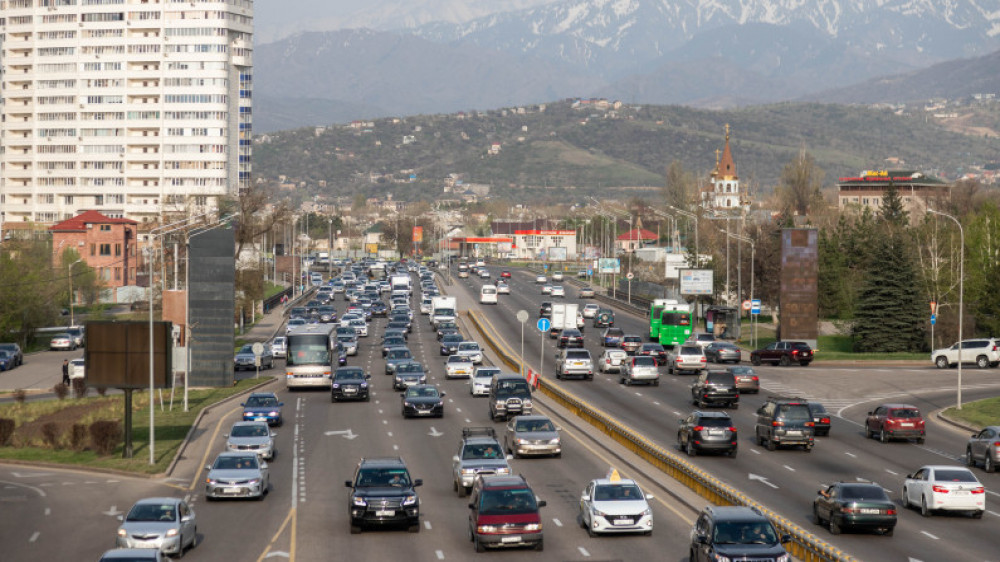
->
[934,408,981,434]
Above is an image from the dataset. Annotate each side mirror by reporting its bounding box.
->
[867,411,873,416]
[240,403,246,407]
[366,374,371,380]
[505,454,513,460]
[278,402,284,407]
[468,503,475,509]
[580,494,590,502]
[780,534,792,544]
[536,499,547,508]
[270,432,277,437]
[452,455,460,463]
[441,392,446,397]
[223,434,229,439]
[413,479,423,487]
[696,534,708,545]
[645,494,654,500]
[204,465,211,471]
[260,461,268,469]
[345,480,353,488]
[905,473,914,479]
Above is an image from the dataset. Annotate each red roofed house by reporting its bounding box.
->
[616,228,657,254]
[50,210,139,289]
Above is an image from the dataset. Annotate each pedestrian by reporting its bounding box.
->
[61,359,69,386]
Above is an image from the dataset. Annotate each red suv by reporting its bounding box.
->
[468,475,546,552]
[500,271,512,279]
[865,404,925,444]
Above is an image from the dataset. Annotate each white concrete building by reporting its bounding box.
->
[0,0,253,227]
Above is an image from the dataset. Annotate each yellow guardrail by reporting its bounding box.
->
[466,309,859,562]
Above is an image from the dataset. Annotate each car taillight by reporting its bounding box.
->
[751,376,759,381]
[993,441,1000,449]
[699,357,706,363]
[820,418,830,424]
[886,508,897,515]
[972,487,986,494]
[693,426,704,431]
[728,427,737,432]
[932,485,950,493]
[805,421,815,427]
[772,421,784,427]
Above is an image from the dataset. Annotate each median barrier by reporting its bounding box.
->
[467,308,858,562]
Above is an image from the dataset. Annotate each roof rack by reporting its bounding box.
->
[462,426,496,438]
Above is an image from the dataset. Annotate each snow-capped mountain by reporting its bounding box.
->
[413,0,1000,79]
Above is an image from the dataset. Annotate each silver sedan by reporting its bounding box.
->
[504,415,561,458]
[116,497,197,557]
[204,452,270,500]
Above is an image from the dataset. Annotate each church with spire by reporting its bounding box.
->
[701,124,748,215]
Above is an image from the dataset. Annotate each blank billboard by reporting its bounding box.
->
[85,321,172,389]
[779,228,818,340]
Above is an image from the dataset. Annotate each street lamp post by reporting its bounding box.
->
[667,205,699,266]
[68,258,83,327]
[928,208,964,410]
[721,230,755,348]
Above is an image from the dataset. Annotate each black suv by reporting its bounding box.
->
[539,301,553,318]
[489,373,533,422]
[690,506,791,562]
[690,370,739,409]
[754,397,815,452]
[345,457,422,533]
[330,367,371,402]
[677,411,737,457]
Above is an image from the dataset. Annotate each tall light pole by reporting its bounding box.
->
[667,205,699,266]
[68,258,83,327]
[722,229,755,348]
[928,208,964,410]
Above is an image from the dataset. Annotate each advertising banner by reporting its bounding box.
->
[549,247,567,262]
[598,258,621,274]
[679,269,713,295]
[412,226,423,243]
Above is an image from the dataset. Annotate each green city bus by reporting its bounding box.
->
[649,299,684,340]
[656,303,693,348]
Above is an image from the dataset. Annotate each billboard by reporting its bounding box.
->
[497,241,513,254]
[412,226,423,243]
[85,321,173,389]
[548,247,567,262]
[188,226,235,387]
[779,228,818,341]
[598,258,621,274]
[679,269,714,295]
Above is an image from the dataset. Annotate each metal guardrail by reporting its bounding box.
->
[466,308,858,562]
[263,287,293,313]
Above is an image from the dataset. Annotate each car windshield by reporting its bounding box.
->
[397,363,423,374]
[458,343,480,351]
[566,351,590,359]
[593,484,643,501]
[889,408,920,418]
[231,424,269,437]
[776,405,812,421]
[357,468,411,487]
[496,380,530,396]
[632,357,656,367]
[476,369,500,379]
[388,349,411,360]
[729,366,754,375]
[515,419,555,432]
[840,485,890,501]
[935,469,977,482]
[405,387,439,398]
[713,521,779,545]
[335,369,364,381]
[680,346,702,355]
[606,329,624,337]
[699,417,732,428]
[463,443,503,459]
[706,373,734,384]
[478,488,538,515]
[448,355,471,364]
[245,395,279,408]
[213,456,259,470]
[643,344,664,351]
[126,503,178,523]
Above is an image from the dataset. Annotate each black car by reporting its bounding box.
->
[382,336,408,357]
[346,457,422,533]
[690,506,791,562]
[557,329,585,348]
[754,397,815,452]
[383,327,408,342]
[331,367,371,402]
[677,411,737,457]
[440,334,464,355]
[539,301,553,318]
[690,370,739,409]
[436,322,460,340]
[401,384,445,418]
[387,320,411,335]
[636,343,668,365]
[807,402,831,436]
[812,482,896,536]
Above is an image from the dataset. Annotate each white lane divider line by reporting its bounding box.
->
[424,521,433,530]
[578,546,591,557]
[885,469,898,475]
[552,518,562,527]
[435,550,444,560]
[783,465,796,472]
[920,531,939,540]
[844,452,857,458]
[29,531,40,543]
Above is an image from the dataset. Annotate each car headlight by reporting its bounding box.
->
[206,478,218,485]
[516,438,530,445]
[461,468,476,475]
[641,508,652,517]
[548,438,560,445]
[268,411,279,417]
[360,383,368,388]
[592,508,608,517]
[332,383,340,388]
[117,528,127,538]
[353,497,367,507]
[775,556,789,562]
[419,376,426,383]
[477,524,498,533]
[402,495,417,506]
[712,556,731,562]
[163,528,178,537]
[496,467,511,475]
[522,400,532,408]
[523,523,542,531]
[403,401,414,408]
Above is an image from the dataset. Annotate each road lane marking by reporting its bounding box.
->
[424,520,433,530]
[920,531,939,540]
[435,550,444,559]
[552,518,562,527]
[844,452,857,458]
[783,465,795,472]
[255,507,296,562]
[885,469,898,475]
[189,405,241,491]
[29,531,39,543]
[578,546,591,557]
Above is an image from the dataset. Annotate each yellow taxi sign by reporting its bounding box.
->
[606,467,622,482]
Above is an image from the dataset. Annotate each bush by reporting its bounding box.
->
[89,421,122,456]
[71,379,88,399]
[95,386,107,397]
[52,383,68,400]
[13,389,26,405]
[70,423,88,451]
[0,418,14,446]
[41,422,61,449]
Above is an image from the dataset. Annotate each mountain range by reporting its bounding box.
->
[253,0,1000,132]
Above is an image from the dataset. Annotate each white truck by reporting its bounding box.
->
[549,303,578,338]
[390,273,412,295]
[431,296,457,327]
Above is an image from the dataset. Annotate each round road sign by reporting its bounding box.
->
[516,310,529,324]
[626,272,634,280]
[742,300,752,311]
[251,342,265,356]
[537,318,551,333]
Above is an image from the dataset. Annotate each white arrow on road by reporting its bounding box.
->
[428,427,444,437]
[324,429,358,440]
[103,505,122,517]
[748,473,779,489]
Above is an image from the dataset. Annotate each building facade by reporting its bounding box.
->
[837,170,951,215]
[50,209,138,288]
[0,0,253,227]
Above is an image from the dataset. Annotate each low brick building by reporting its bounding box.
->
[50,210,140,289]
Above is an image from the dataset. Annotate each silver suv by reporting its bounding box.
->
[451,427,512,497]
[556,349,594,380]
[931,338,1000,369]
[668,345,707,375]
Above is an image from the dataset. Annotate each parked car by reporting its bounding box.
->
[750,341,814,366]
[50,333,76,351]
[931,338,1000,369]
[0,351,13,372]
[65,326,86,348]
[902,465,985,518]
[704,341,742,363]
[965,426,1000,472]
[865,403,925,444]
[729,365,759,393]
[579,472,653,536]
[115,497,198,557]
[234,343,274,371]
[0,342,23,367]
[813,481,897,536]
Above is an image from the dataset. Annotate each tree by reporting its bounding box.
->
[663,160,695,210]
[776,150,824,217]
[852,232,926,352]
[879,182,908,227]
[0,240,62,344]
[964,202,1000,337]
[218,183,291,263]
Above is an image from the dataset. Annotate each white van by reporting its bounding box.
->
[480,284,498,305]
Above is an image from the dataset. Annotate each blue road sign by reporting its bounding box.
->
[751,299,761,315]
[537,318,551,332]
[930,314,936,325]
[587,268,593,276]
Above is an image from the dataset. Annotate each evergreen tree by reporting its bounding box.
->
[879,181,909,227]
[852,232,926,352]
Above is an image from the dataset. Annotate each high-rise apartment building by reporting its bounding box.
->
[0,0,252,227]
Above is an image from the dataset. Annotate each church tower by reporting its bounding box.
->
[701,125,746,214]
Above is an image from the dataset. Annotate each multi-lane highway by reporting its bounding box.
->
[1,264,997,561]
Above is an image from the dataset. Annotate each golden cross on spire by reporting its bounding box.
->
[725,123,730,140]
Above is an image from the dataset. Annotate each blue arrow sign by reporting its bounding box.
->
[930,314,936,325]
[587,269,593,276]
[537,318,551,332]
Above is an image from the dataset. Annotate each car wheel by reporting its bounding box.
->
[751,355,761,366]
[812,507,824,525]
[805,444,813,453]
[921,496,931,517]
[884,526,894,537]
[686,439,697,457]
[756,433,765,447]
[728,447,737,458]
[800,361,810,366]
[189,528,198,551]
[986,455,996,473]
[972,510,984,519]
[829,518,841,535]
[474,535,485,553]
[880,429,889,444]
[779,355,791,366]
[935,356,949,369]
[977,355,990,369]
[534,538,544,551]
[901,487,910,508]
[966,449,976,467]
[766,436,777,451]
[408,522,420,533]
[653,379,659,387]
[698,398,707,409]
[730,402,738,410]
[458,484,467,498]
[916,437,925,445]
[331,394,337,403]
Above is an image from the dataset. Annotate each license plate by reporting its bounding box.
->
[573,362,583,366]
[500,536,522,544]
[707,430,724,436]
[344,388,356,393]
[786,430,801,436]
[953,490,969,496]
[224,487,241,495]
[254,417,268,421]
[901,423,913,427]
[613,518,633,526]
[859,508,881,514]
[375,510,394,517]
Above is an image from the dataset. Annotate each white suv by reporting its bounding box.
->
[932,339,1000,369]
[667,344,707,375]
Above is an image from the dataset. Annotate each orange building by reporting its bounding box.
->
[50,211,140,288]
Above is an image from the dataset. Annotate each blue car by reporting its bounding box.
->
[0,350,11,371]
[241,392,284,426]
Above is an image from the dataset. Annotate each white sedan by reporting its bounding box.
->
[579,472,653,536]
[902,465,985,517]
[535,275,547,284]
[348,318,368,337]
[541,284,553,295]
[496,282,510,294]
[445,354,474,379]
[456,341,484,365]
[582,303,600,318]
[550,286,565,298]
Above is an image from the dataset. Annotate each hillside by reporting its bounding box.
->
[252,100,1000,205]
